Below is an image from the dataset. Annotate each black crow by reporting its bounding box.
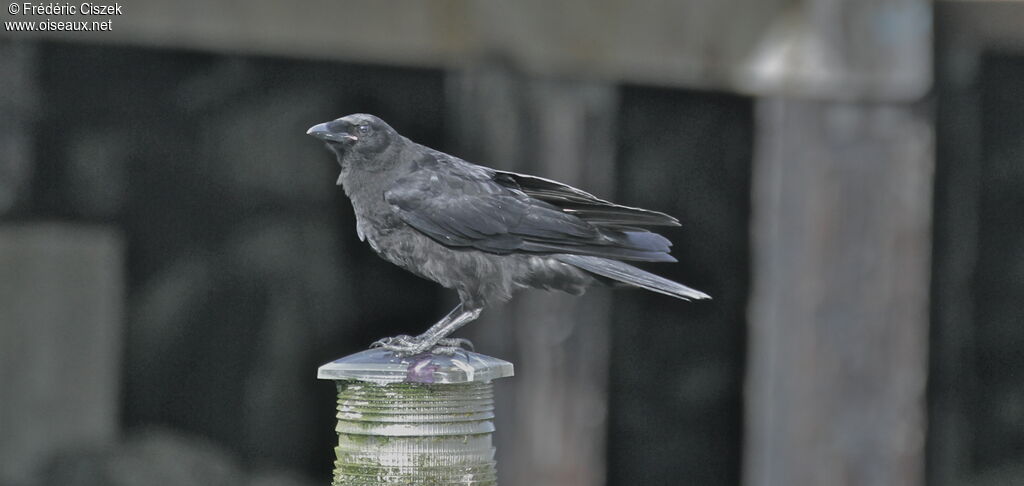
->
[307,113,709,356]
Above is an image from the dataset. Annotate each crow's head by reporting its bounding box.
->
[307,113,397,159]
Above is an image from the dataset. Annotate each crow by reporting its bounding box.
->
[307,113,709,356]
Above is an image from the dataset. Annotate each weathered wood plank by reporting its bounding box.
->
[0,40,37,215]
[0,224,124,485]
[0,0,930,100]
[743,99,933,486]
[925,16,984,485]
[937,1,1024,51]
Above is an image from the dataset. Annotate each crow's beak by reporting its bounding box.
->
[306,122,357,143]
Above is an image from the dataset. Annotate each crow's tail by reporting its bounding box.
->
[555,254,711,301]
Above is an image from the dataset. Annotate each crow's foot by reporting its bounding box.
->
[370,335,474,357]
[430,337,474,355]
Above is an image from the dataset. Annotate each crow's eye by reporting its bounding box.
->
[357,124,371,135]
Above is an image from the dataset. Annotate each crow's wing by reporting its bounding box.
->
[491,170,680,230]
[384,160,676,262]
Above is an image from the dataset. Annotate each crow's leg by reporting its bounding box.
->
[371,304,483,356]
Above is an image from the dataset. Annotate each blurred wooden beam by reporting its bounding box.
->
[0,224,124,485]
[445,63,616,486]
[0,40,37,215]
[937,1,1024,51]
[0,0,930,101]
[926,42,982,486]
[743,0,934,484]
[744,100,933,486]
[927,4,1024,484]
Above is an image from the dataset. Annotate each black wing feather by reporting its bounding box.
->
[384,156,676,262]
[492,170,681,229]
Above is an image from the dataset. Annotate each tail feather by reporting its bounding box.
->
[555,254,711,301]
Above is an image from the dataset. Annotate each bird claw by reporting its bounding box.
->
[436,337,474,352]
[428,338,475,356]
[371,334,415,349]
[370,335,426,356]
[369,335,474,357]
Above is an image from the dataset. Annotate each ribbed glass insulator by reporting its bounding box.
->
[331,381,498,486]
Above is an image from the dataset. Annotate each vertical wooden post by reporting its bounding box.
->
[0,40,37,215]
[743,1,934,483]
[926,16,983,484]
[743,99,933,486]
[446,63,617,486]
[0,225,124,485]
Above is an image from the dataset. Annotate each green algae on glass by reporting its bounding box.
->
[330,380,499,485]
